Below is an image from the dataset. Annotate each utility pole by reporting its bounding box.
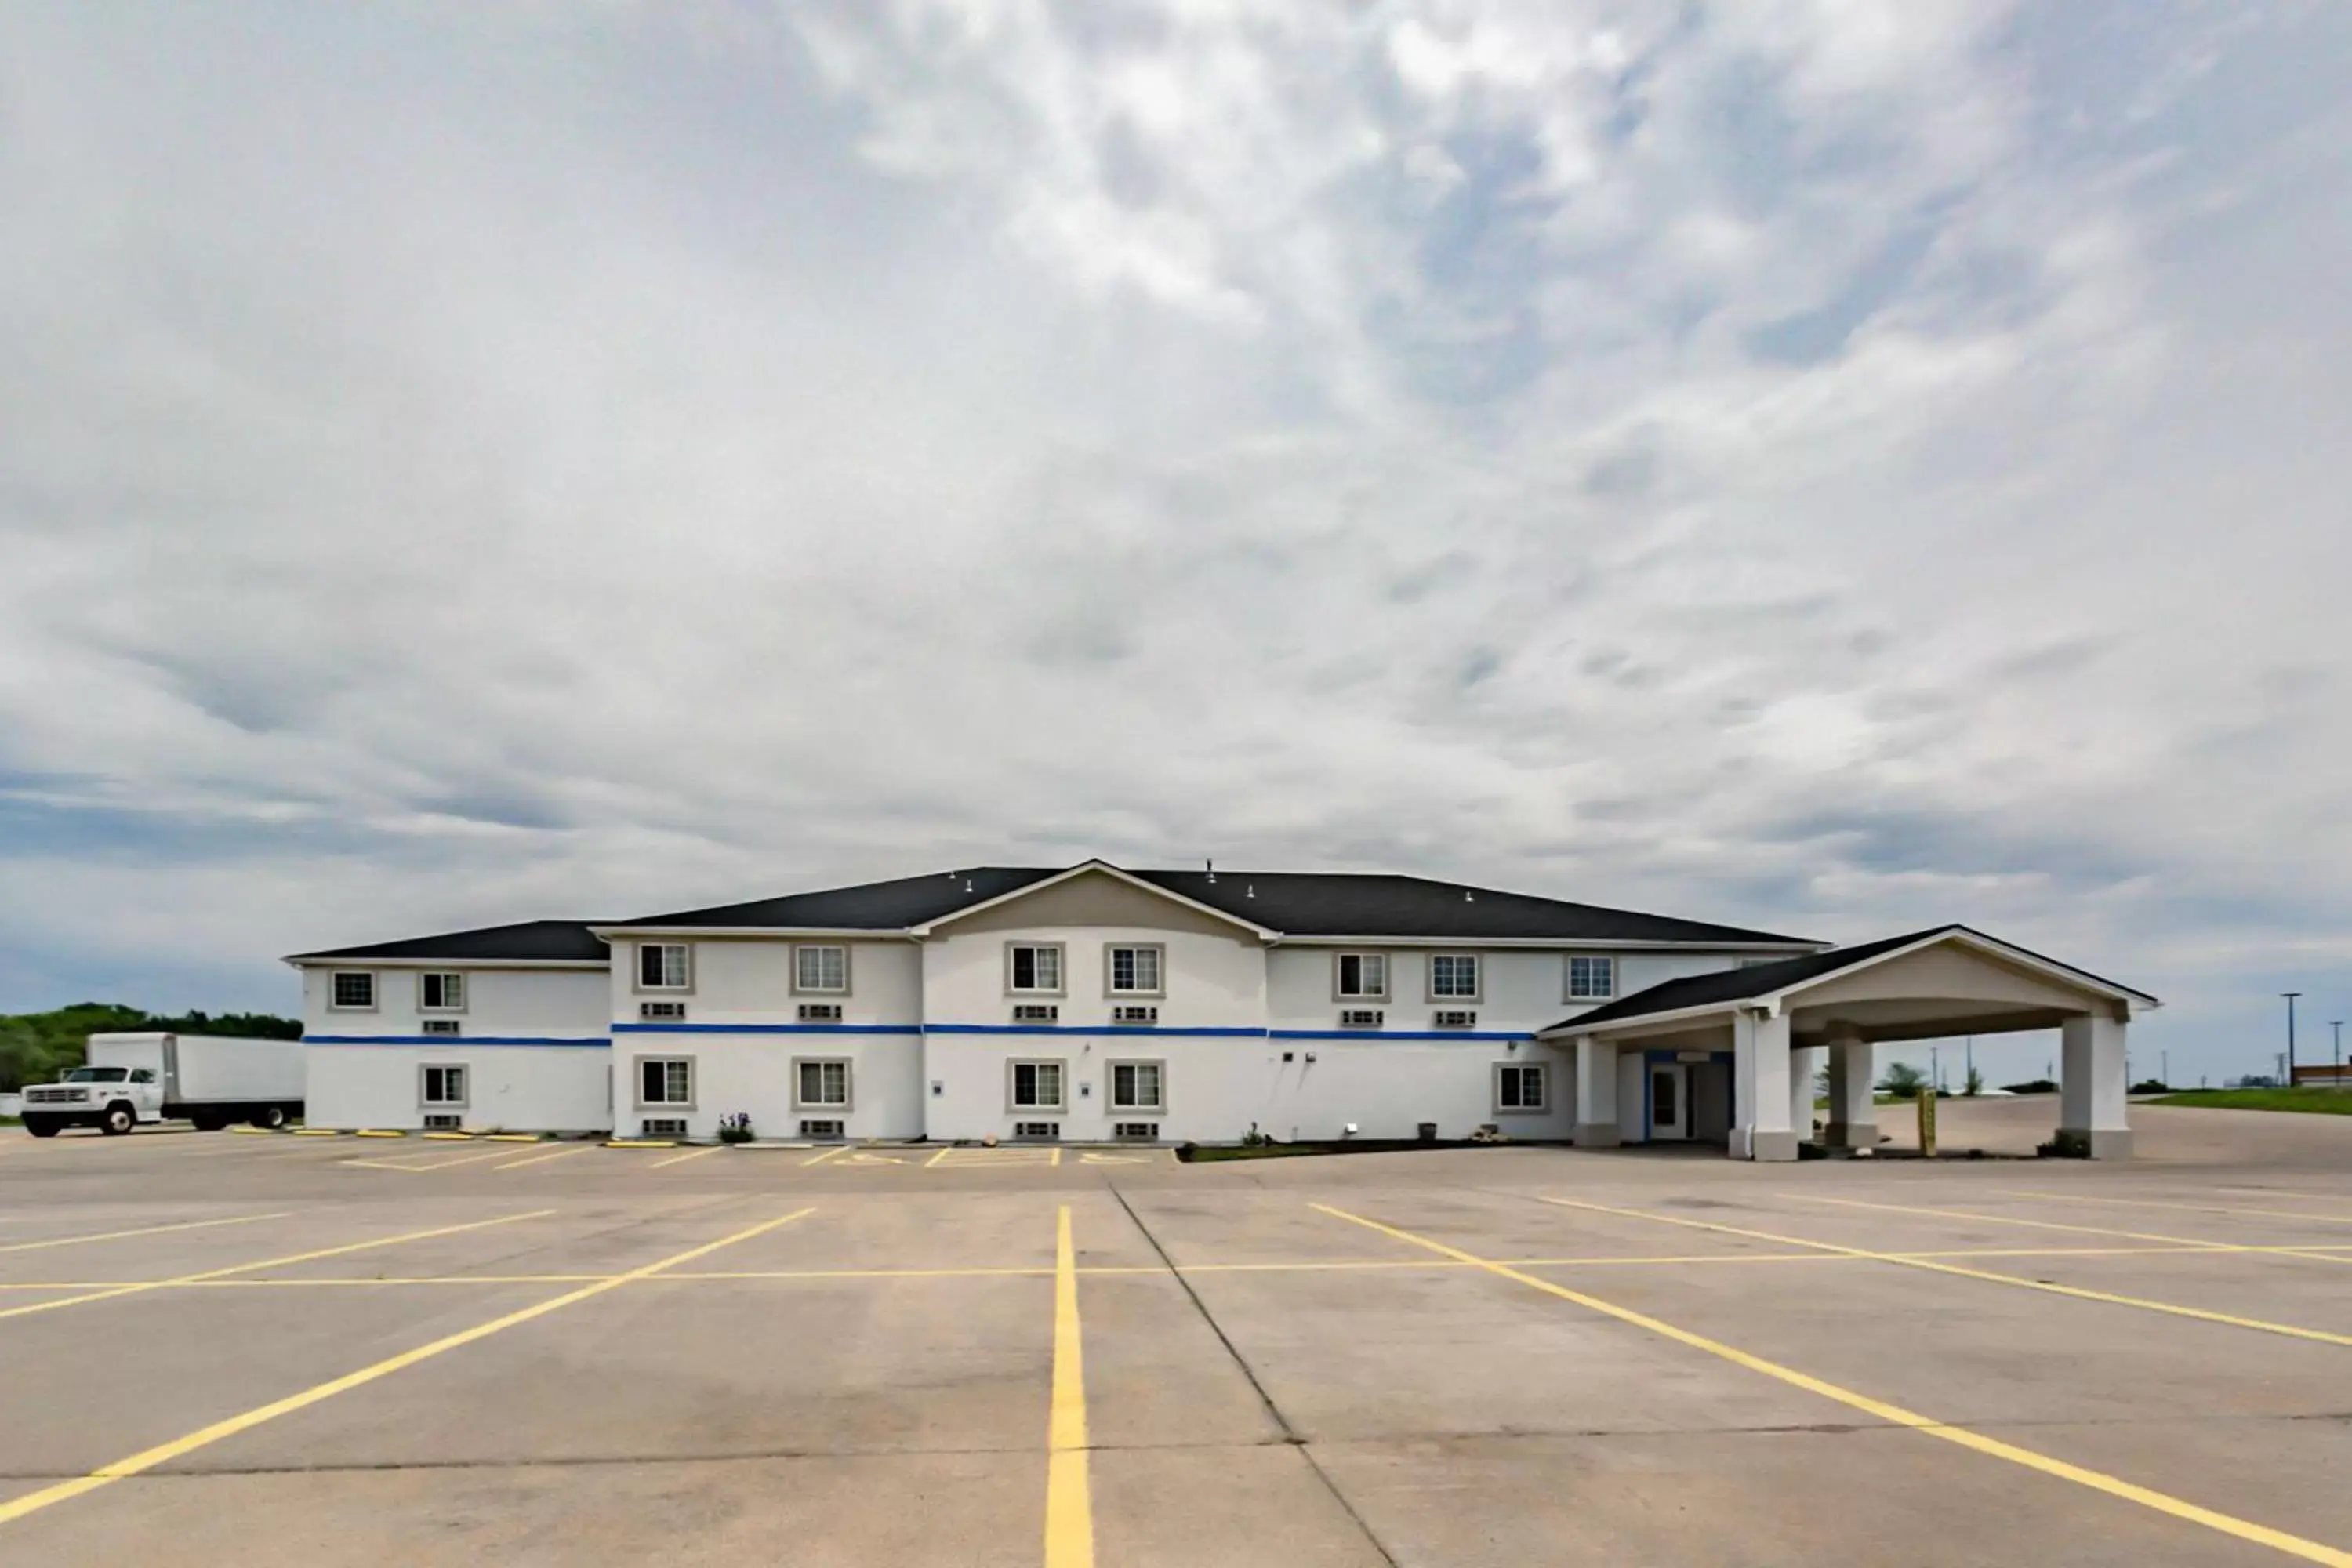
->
[2284,993,2302,1085]
[2161,1049,2169,1089]
[1965,1035,1974,1091]
[2334,1021,2344,1085]
[1930,1044,1940,1095]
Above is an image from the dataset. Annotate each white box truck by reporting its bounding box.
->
[16,1032,305,1136]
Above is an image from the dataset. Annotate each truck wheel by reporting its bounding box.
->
[101,1103,136,1136]
[190,1113,227,1132]
[23,1117,58,1138]
[252,1105,289,1130]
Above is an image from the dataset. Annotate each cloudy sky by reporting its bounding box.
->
[2,2,2346,1083]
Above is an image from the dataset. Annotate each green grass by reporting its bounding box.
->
[2148,1087,2352,1116]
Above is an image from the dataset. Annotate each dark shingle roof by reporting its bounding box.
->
[618,863,1813,946]
[1126,870,1811,945]
[287,920,612,964]
[618,867,1064,929]
[1549,928,1942,1032]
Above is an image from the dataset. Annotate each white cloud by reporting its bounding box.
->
[0,0,2345,1081]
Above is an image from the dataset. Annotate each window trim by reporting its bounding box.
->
[1006,1057,1069,1113]
[1102,942,1166,999]
[633,942,695,995]
[1426,952,1483,1004]
[1332,951,1390,1003]
[1494,1061,1548,1115]
[791,943,851,996]
[1565,954,1617,1002]
[416,971,468,1014]
[792,1056,854,1111]
[419,1062,469,1109]
[328,970,378,1013]
[1106,1058,1167,1116]
[632,1054,695,1110]
[1004,942,1068,998]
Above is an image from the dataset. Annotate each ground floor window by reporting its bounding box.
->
[420,1064,466,1107]
[796,1058,851,1109]
[638,1057,693,1107]
[1495,1062,1548,1112]
[1009,1059,1065,1112]
[1109,1060,1164,1114]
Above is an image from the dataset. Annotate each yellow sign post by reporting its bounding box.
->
[1918,1087,1937,1159]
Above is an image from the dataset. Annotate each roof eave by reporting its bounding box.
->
[907,859,1281,941]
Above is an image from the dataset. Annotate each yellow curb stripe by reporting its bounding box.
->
[0,1210,554,1322]
[1045,1204,1094,1568]
[291,1128,341,1136]
[482,1134,543,1143]
[1552,1198,2352,1350]
[0,1212,292,1256]
[354,1130,405,1138]
[0,1208,811,1530]
[1315,1202,2352,1566]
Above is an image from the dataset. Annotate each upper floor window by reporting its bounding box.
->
[419,971,466,1011]
[1105,944,1163,996]
[1007,942,1064,995]
[1428,953,1481,1000]
[794,945,849,995]
[638,942,691,991]
[330,971,376,1011]
[1334,953,1388,1000]
[1566,956,1616,1000]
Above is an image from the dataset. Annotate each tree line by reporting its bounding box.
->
[0,1004,302,1093]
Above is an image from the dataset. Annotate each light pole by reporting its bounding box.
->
[1965,1035,1974,1093]
[2285,993,2303,1085]
[2334,1021,2344,1084]
[2161,1049,2169,1090]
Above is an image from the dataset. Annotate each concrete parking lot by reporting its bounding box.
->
[5,1100,2352,1565]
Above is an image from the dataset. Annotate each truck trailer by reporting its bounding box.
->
[16,1032,305,1136]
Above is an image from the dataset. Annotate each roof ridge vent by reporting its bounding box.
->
[1465,890,1475,902]
[1246,884,1254,898]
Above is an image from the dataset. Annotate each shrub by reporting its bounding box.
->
[2038,1129,2092,1159]
[2131,1079,2171,1094]
[2004,1078,2060,1094]
[1877,1062,1929,1099]
[717,1112,754,1145]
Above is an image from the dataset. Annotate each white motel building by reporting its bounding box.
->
[288,860,2154,1159]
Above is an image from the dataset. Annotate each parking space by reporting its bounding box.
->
[3,1110,2352,1563]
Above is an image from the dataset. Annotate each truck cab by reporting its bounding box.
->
[19,1065,165,1137]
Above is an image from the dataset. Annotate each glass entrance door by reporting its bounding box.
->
[1650,1062,1690,1140]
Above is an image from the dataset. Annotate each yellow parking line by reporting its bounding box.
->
[2001,1189,2352,1229]
[0,1207,812,1530]
[1045,1204,1094,1568]
[803,1144,851,1167]
[1051,1145,1064,1168]
[1315,1202,2352,1566]
[495,1144,594,1172]
[1788,1193,2352,1266]
[1550,1197,2352,1351]
[924,1145,956,1168]
[0,1210,554,1322]
[648,1145,729,1169]
[0,1211,291,1256]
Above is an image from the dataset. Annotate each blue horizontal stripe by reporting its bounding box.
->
[924,1024,1266,1036]
[1271,1029,1534,1041]
[305,1036,611,1047]
[612,1022,924,1036]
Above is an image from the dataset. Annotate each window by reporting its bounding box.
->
[421,1065,467,1107]
[637,1057,693,1107]
[1334,953,1388,1000]
[795,1058,851,1109]
[1109,1061,1164,1114]
[640,1000,687,1021]
[1429,953,1481,1000]
[1007,943,1064,994]
[419,971,466,1011]
[1105,944,1163,996]
[1496,1062,1547,1113]
[1009,1059,1065,1111]
[128,1069,155,1084]
[421,1019,462,1036]
[793,945,848,994]
[637,943,691,991]
[330,971,376,1010]
[1566,956,1616,1000]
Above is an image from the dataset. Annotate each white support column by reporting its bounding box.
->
[1788,1046,1824,1145]
[1824,1032,1877,1150]
[2059,1011,2132,1159]
[1732,1010,1796,1161]
[1573,1036,1620,1148]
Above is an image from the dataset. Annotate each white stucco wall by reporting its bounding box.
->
[608,938,922,1026]
[305,1043,612,1132]
[301,965,612,1040]
[612,1034,924,1142]
[922,924,1266,1029]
